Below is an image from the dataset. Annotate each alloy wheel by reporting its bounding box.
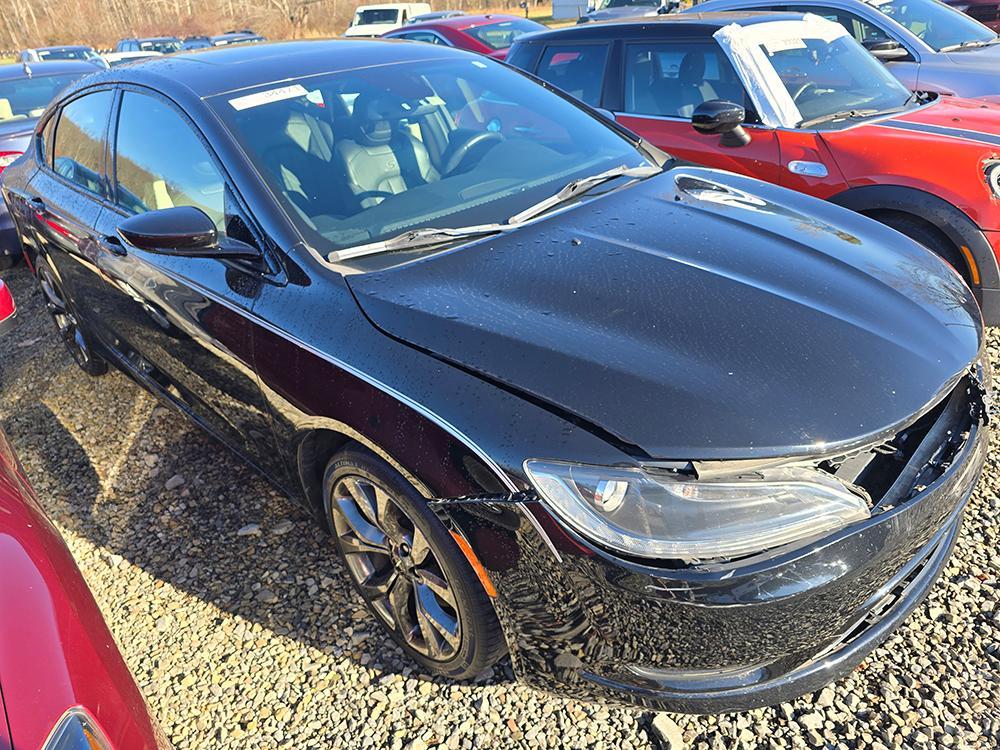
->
[38,266,94,369]
[330,475,462,661]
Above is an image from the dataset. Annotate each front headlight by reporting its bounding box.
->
[42,708,113,750]
[524,460,870,560]
[985,161,1000,198]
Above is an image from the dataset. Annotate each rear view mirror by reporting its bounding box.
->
[118,206,258,259]
[0,278,16,336]
[691,100,751,148]
[864,39,909,61]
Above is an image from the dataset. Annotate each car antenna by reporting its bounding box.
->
[21,61,32,78]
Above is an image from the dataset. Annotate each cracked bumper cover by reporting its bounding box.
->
[447,417,988,713]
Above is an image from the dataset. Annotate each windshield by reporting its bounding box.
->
[597,0,659,8]
[464,19,544,50]
[37,48,97,61]
[354,8,402,25]
[213,57,646,255]
[864,0,996,51]
[0,73,84,122]
[761,35,912,126]
[138,39,181,53]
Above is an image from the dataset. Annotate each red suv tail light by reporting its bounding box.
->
[0,151,23,175]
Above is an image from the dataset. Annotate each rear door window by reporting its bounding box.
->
[535,43,609,106]
[52,89,113,196]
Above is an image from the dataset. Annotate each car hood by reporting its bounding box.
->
[864,96,1000,149]
[940,43,1000,66]
[347,167,982,460]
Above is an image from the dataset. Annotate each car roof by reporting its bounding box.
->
[126,36,181,42]
[35,45,92,52]
[0,59,99,80]
[412,13,531,30]
[514,10,808,41]
[78,39,486,99]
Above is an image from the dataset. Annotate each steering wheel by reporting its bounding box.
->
[792,81,819,103]
[443,131,504,176]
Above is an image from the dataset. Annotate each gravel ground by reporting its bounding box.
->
[0,262,997,750]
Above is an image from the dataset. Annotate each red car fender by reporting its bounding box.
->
[0,428,167,749]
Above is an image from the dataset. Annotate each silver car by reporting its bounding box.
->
[691,0,1000,99]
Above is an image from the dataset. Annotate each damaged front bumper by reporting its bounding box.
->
[442,380,989,713]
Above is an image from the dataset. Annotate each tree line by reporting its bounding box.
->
[1,0,527,51]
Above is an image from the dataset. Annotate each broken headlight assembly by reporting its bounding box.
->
[524,460,870,561]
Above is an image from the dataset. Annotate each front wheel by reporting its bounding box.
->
[36,258,107,376]
[324,447,506,679]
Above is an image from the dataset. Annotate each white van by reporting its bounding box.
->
[343,3,432,36]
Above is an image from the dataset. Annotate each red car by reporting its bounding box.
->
[382,13,545,59]
[509,13,1000,324]
[946,0,1000,32]
[0,279,166,749]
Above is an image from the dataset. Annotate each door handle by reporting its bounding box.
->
[28,196,46,215]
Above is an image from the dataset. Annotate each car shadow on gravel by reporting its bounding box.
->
[0,264,513,691]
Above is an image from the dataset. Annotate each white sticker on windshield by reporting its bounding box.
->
[763,37,808,54]
[229,84,308,111]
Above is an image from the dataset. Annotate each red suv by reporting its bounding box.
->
[509,13,1000,323]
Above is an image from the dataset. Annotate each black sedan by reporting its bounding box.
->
[0,40,989,713]
[0,60,100,269]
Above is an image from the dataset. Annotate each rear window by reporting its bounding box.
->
[465,19,544,50]
[138,39,180,53]
[52,89,113,195]
[355,8,402,24]
[0,73,84,122]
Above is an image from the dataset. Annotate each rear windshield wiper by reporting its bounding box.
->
[506,163,661,225]
[329,223,506,262]
[328,163,662,262]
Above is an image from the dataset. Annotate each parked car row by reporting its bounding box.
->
[0,11,991,719]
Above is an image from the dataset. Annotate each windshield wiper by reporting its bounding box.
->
[329,223,506,262]
[940,38,999,51]
[328,163,662,262]
[506,163,662,225]
[798,108,883,129]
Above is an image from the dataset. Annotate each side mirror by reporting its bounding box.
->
[0,278,16,336]
[864,39,909,61]
[593,107,618,123]
[691,100,751,148]
[118,206,259,259]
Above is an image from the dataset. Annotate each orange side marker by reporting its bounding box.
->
[450,531,498,598]
[960,245,981,286]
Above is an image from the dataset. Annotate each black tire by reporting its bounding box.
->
[324,446,506,679]
[876,212,972,287]
[36,257,108,377]
[0,253,18,271]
